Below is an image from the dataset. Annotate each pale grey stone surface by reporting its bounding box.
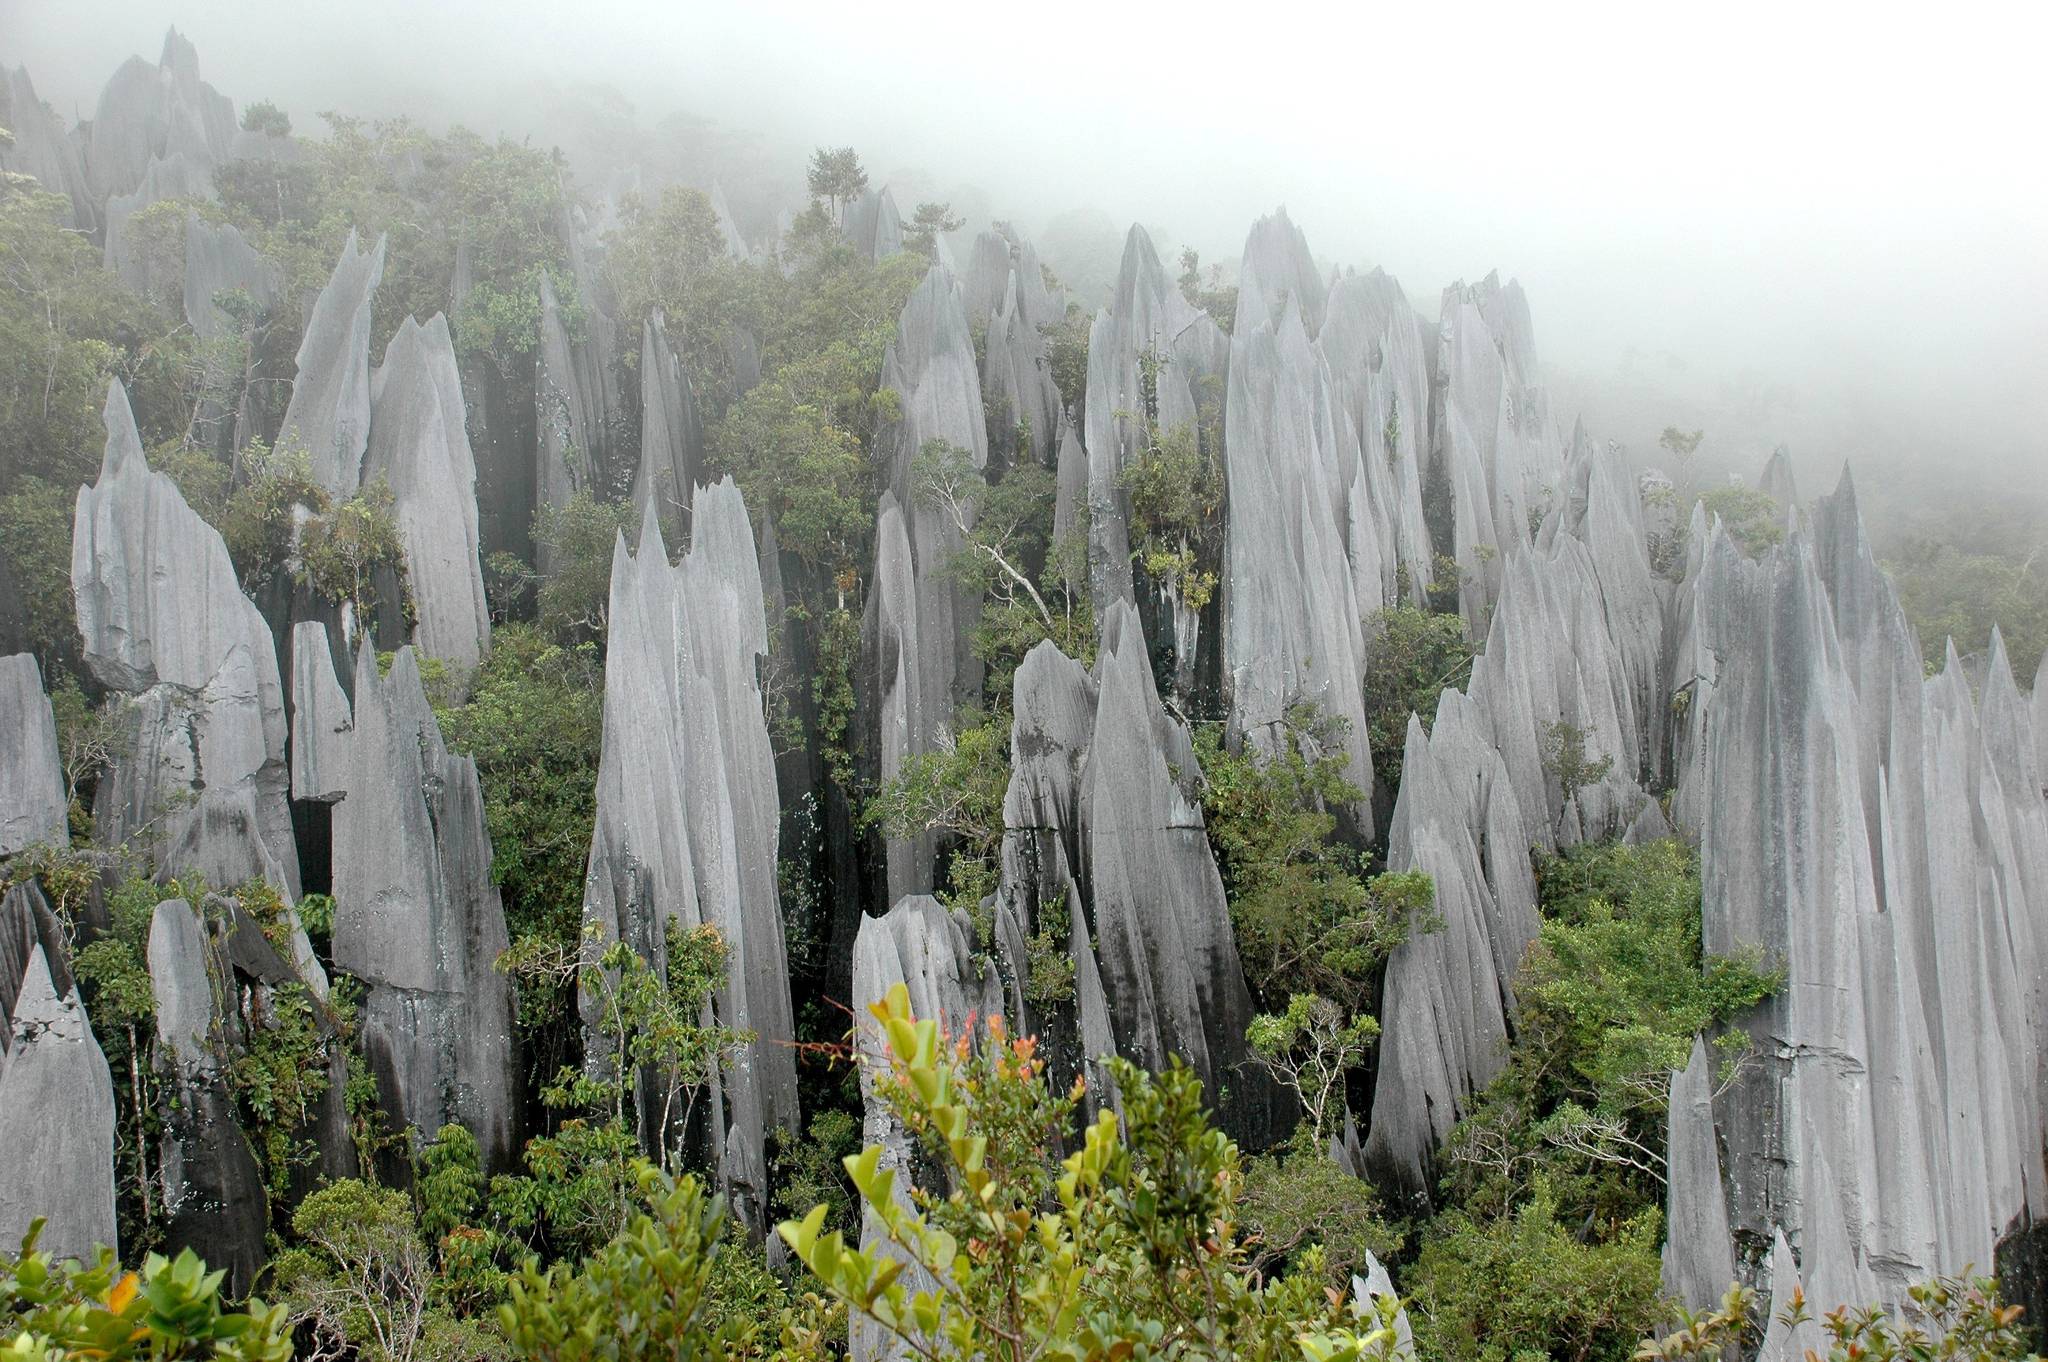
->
[1759,444,1799,511]
[365,313,490,675]
[535,269,595,564]
[630,310,703,543]
[840,186,902,261]
[582,486,798,1230]
[73,380,299,894]
[279,230,385,497]
[1,66,96,229]
[1351,1252,1415,1361]
[103,152,216,295]
[333,647,516,1170]
[289,621,351,802]
[0,940,118,1265]
[0,654,66,856]
[1661,1037,1736,1312]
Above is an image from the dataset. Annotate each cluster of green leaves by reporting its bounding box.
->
[1119,385,1225,611]
[709,382,870,573]
[2,1223,293,1362]
[1640,1275,2041,1362]
[779,983,1406,1362]
[1176,247,1240,332]
[861,713,1010,936]
[1694,484,1786,557]
[1361,604,1476,791]
[602,184,769,413]
[1405,838,1778,1361]
[1888,536,2048,678]
[1195,706,1431,1017]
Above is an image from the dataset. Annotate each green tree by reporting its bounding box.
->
[805,147,869,218]
[239,101,291,137]
[902,201,964,259]
[779,983,1406,1362]
[1362,604,1476,791]
[1,1223,293,1362]
[708,383,869,575]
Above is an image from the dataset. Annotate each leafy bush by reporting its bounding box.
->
[1362,604,1475,790]
[778,983,1405,1362]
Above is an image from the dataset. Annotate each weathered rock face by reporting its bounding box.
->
[583,484,798,1232]
[1318,267,1435,606]
[534,270,596,564]
[630,310,703,543]
[86,29,235,209]
[1237,207,1326,337]
[840,187,902,261]
[146,896,267,1294]
[1222,220,1373,831]
[994,602,1283,1147]
[1,66,96,230]
[103,152,216,295]
[0,654,66,856]
[1758,445,1799,511]
[1665,468,2048,1315]
[848,894,1003,1362]
[279,231,386,497]
[1083,225,1228,612]
[289,622,351,802]
[181,212,277,340]
[0,887,117,1265]
[1660,1037,1737,1313]
[365,313,491,676]
[333,646,516,1172]
[868,495,933,904]
[981,269,1063,469]
[73,380,300,894]
[867,262,990,897]
[1431,272,1566,634]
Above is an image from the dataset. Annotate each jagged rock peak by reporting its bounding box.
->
[1759,444,1799,510]
[0,939,119,1265]
[332,645,516,1171]
[1,66,96,229]
[366,312,491,675]
[289,622,351,803]
[279,230,386,498]
[631,309,703,542]
[1237,207,1325,337]
[0,654,66,857]
[72,381,298,892]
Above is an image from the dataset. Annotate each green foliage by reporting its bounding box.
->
[1195,707,1433,1016]
[1247,994,1379,1147]
[1888,537,2048,677]
[528,493,635,642]
[914,438,1094,702]
[0,477,83,678]
[1407,1185,1664,1362]
[1238,1146,1399,1287]
[602,185,768,414]
[779,983,1404,1362]
[772,1109,863,1240]
[297,476,409,625]
[1175,248,1239,331]
[813,604,862,791]
[902,201,964,259]
[499,1164,780,1362]
[1120,405,1223,610]
[239,101,291,137]
[1695,484,1786,557]
[863,713,1010,933]
[437,625,606,972]
[709,382,869,573]
[1042,306,1091,417]
[416,1124,487,1244]
[2,1223,293,1362]
[1640,1275,2041,1362]
[805,147,869,217]
[1539,719,1616,808]
[269,1179,453,1362]
[1438,839,1778,1223]
[1362,604,1475,790]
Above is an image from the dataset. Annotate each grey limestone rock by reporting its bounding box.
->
[0,939,118,1265]
[535,270,596,562]
[582,486,798,1229]
[1759,444,1799,511]
[333,646,516,1171]
[0,654,66,856]
[1351,1252,1416,1360]
[365,313,491,676]
[181,213,276,341]
[840,186,902,261]
[631,310,703,542]
[869,494,933,905]
[981,268,1062,468]
[103,152,217,295]
[1237,207,1326,336]
[279,230,385,497]
[1660,1037,1736,1313]
[289,621,351,802]
[72,380,299,894]
[1,66,96,229]
[86,29,235,207]
[1222,278,1372,833]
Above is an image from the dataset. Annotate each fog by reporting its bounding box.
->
[10,0,2043,499]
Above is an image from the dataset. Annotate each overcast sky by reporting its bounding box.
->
[7,0,2044,483]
